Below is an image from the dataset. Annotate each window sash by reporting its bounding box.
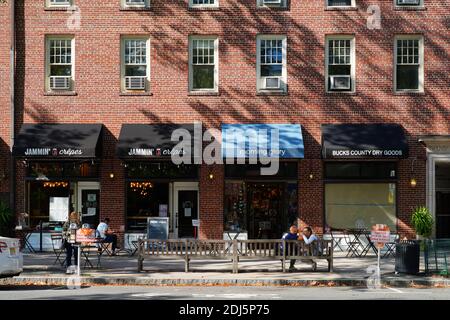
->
[328,39,351,65]
[327,0,353,6]
[396,39,420,65]
[192,39,215,65]
[192,0,216,4]
[190,37,217,91]
[49,0,71,5]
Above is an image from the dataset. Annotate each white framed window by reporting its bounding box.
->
[256,35,287,92]
[189,36,219,92]
[45,36,75,92]
[189,0,219,8]
[325,36,355,92]
[326,0,355,7]
[394,35,424,92]
[394,0,423,8]
[46,0,72,7]
[121,0,150,8]
[121,37,150,92]
[257,0,287,8]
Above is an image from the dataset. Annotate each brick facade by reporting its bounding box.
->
[0,0,11,204]
[2,1,449,240]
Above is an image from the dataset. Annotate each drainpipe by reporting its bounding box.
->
[9,0,15,219]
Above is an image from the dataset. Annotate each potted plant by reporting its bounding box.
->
[411,206,433,240]
[0,201,12,237]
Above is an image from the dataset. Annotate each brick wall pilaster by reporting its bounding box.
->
[199,164,224,240]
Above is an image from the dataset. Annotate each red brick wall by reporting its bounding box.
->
[8,1,450,239]
[0,0,11,201]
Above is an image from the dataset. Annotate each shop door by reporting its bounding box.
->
[436,191,450,238]
[174,183,198,238]
[78,182,100,228]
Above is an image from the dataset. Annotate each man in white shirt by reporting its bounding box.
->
[300,226,318,271]
[96,218,119,255]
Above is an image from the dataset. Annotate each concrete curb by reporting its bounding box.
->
[1,276,449,288]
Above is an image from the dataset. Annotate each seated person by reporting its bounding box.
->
[281,225,299,271]
[96,218,119,255]
[299,226,318,271]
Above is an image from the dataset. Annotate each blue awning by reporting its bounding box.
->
[221,124,304,159]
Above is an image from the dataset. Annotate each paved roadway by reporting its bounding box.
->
[0,285,449,300]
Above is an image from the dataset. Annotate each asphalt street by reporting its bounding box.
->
[0,285,449,300]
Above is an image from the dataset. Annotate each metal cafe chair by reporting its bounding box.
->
[329,228,346,252]
[50,234,66,266]
[382,233,400,258]
[344,229,362,257]
[95,230,113,256]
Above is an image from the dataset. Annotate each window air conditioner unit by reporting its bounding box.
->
[263,0,282,6]
[49,76,71,90]
[397,0,420,5]
[125,76,146,90]
[329,75,351,90]
[264,77,281,90]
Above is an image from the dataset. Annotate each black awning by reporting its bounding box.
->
[117,124,200,160]
[321,124,408,159]
[13,124,103,159]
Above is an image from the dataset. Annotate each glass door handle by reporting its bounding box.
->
[176,212,178,228]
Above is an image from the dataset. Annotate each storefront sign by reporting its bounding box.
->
[127,148,187,157]
[147,217,169,240]
[21,147,83,157]
[329,149,404,158]
[370,224,391,248]
[76,228,96,243]
[321,124,408,159]
[222,124,304,159]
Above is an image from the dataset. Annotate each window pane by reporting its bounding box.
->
[261,64,282,77]
[193,65,214,89]
[328,39,351,65]
[328,0,352,6]
[325,183,397,230]
[50,65,71,76]
[397,65,419,90]
[125,65,147,77]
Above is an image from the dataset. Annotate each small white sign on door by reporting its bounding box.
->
[192,219,200,227]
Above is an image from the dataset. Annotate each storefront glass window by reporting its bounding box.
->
[225,162,298,179]
[224,182,247,233]
[126,162,198,179]
[325,162,397,230]
[28,162,99,179]
[224,181,298,238]
[28,181,70,227]
[126,181,169,232]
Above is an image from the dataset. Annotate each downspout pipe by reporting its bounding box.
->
[9,0,15,220]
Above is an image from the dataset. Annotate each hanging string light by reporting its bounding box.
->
[43,181,69,188]
[130,182,153,196]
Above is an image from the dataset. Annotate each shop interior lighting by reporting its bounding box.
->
[43,181,69,188]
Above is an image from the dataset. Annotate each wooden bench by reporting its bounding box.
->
[137,239,333,273]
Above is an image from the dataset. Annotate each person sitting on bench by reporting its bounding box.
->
[281,225,299,272]
[96,218,119,255]
[299,226,318,271]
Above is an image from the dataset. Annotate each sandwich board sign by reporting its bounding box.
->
[147,217,169,240]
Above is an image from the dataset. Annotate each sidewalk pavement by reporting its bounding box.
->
[1,251,449,288]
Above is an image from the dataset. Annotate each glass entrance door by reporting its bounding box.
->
[174,182,199,238]
[77,182,100,228]
[436,191,450,238]
[435,162,450,238]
